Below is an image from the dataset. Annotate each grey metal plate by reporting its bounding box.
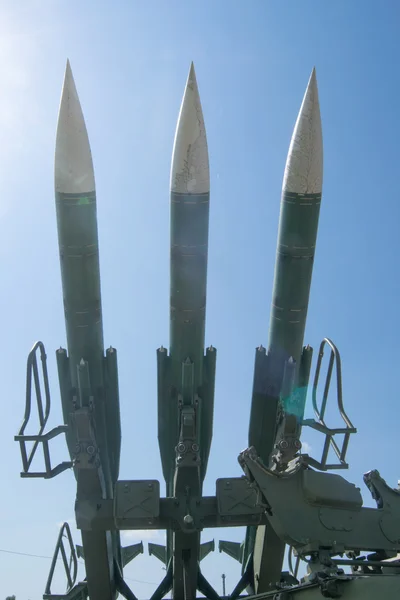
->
[216,477,262,516]
[115,480,160,521]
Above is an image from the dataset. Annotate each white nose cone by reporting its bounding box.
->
[282,68,323,195]
[55,60,95,194]
[170,62,210,194]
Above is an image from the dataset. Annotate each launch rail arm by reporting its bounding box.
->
[303,337,356,470]
[14,341,72,478]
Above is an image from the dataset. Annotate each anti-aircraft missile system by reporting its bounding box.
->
[15,63,400,600]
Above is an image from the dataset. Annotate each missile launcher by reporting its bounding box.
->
[14,63,400,600]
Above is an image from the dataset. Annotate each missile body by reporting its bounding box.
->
[268,66,322,384]
[157,63,216,491]
[245,69,323,591]
[156,63,216,596]
[249,67,323,463]
[55,61,122,599]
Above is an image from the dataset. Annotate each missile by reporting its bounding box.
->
[54,60,122,599]
[55,59,121,487]
[220,69,323,592]
[156,64,217,596]
[249,66,323,465]
[268,66,322,377]
[252,68,322,591]
[157,63,216,491]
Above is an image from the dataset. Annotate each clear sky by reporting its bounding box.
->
[1,1,400,598]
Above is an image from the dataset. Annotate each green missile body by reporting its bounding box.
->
[157,63,216,489]
[245,69,323,591]
[249,67,323,460]
[156,64,217,595]
[54,61,122,600]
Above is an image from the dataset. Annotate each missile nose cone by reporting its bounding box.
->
[55,60,95,194]
[282,67,323,195]
[170,62,209,194]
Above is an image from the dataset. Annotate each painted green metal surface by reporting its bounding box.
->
[268,191,322,373]
[55,188,123,599]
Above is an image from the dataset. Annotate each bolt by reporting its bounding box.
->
[87,445,95,455]
[183,514,194,526]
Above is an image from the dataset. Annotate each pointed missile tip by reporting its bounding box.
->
[64,58,73,82]
[282,66,323,195]
[170,59,209,195]
[304,67,318,100]
[55,56,95,194]
[61,58,77,97]
[187,61,197,89]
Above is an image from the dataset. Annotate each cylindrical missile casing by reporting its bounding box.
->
[55,62,104,395]
[55,190,104,381]
[245,70,323,587]
[170,190,209,390]
[54,60,120,600]
[54,61,119,492]
[169,63,210,391]
[158,63,215,488]
[268,68,323,376]
[268,189,321,367]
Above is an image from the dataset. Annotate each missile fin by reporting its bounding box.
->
[218,540,244,563]
[122,542,144,567]
[199,539,215,561]
[148,542,167,565]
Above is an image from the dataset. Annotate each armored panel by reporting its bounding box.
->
[216,477,262,516]
[302,470,362,509]
[115,480,160,527]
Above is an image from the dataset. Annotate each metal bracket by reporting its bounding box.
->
[43,522,88,600]
[76,478,267,532]
[15,342,72,478]
[303,338,357,470]
[239,447,400,558]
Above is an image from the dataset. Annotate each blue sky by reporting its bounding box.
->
[1,1,400,597]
